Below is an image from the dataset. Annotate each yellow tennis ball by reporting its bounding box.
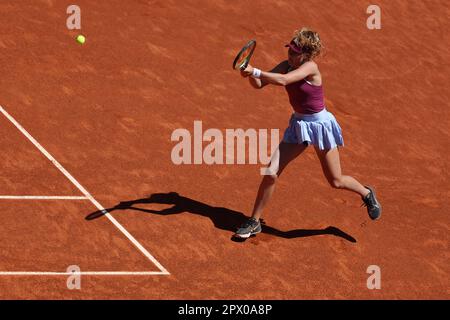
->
[76,35,86,44]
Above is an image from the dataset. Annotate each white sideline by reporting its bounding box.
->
[0,105,169,276]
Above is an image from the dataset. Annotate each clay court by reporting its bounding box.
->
[0,0,448,299]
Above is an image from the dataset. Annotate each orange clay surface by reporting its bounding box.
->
[0,0,448,299]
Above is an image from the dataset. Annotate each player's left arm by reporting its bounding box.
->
[243,61,318,86]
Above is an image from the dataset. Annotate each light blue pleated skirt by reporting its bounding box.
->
[282,108,344,150]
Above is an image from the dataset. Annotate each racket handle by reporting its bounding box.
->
[240,61,248,71]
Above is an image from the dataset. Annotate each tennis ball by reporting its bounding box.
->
[76,35,86,44]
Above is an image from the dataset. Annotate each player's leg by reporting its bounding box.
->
[314,146,368,195]
[234,142,308,238]
[314,146,381,219]
[250,142,308,221]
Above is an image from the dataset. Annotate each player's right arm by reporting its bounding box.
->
[241,60,290,89]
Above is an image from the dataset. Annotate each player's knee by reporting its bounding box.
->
[330,178,344,189]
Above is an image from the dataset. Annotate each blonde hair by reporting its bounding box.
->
[292,27,323,61]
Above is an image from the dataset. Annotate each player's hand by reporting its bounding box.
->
[240,64,254,77]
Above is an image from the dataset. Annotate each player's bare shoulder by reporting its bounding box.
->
[303,60,319,72]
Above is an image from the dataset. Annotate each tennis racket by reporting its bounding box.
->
[232,39,256,70]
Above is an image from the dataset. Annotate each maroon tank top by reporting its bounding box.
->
[285,78,325,114]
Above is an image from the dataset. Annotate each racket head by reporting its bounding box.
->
[232,39,256,70]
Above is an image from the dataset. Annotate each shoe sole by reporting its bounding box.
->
[366,186,382,220]
[234,228,262,239]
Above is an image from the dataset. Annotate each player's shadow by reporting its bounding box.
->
[86,192,356,243]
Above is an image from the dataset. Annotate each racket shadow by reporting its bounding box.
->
[85,192,356,243]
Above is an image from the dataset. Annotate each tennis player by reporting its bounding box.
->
[235,27,381,239]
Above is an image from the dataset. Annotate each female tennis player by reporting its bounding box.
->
[235,27,381,239]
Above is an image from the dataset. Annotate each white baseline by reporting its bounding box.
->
[0,105,169,275]
[0,196,88,200]
[0,271,166,276]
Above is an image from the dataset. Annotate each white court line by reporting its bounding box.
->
[0,105,169,276]
[0,196,88,200]
[0,271,167,276]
